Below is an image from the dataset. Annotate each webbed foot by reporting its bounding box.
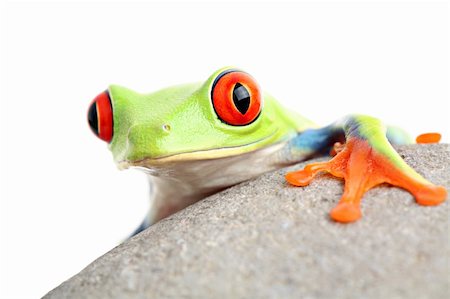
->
[286,116,447,223]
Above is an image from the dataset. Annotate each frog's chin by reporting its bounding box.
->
[117,129,286,170]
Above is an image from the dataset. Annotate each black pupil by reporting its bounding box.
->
[232,83,251,115]
[88,102,99,136]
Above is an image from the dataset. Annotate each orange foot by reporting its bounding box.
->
[285,138,447,223]
[416,132,441,144]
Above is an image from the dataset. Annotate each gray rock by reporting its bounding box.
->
[44,144,450,299]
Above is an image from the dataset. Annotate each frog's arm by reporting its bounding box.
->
[285,115,447,223]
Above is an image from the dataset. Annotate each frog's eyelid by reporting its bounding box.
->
[210,68,242,93]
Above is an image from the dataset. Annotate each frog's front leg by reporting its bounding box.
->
[285,115,447,223]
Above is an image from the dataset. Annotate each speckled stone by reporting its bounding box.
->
[44,144,450,299]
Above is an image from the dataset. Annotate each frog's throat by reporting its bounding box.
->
[117,129,286,169]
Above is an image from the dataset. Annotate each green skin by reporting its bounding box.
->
[99,67,439,235]
[109,67,314,165]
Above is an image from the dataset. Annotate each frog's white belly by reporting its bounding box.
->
[132,141,306,224]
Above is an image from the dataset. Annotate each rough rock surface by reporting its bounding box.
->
[44,144,449,299]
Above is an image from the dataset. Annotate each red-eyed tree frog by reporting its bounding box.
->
[87,67,447,236]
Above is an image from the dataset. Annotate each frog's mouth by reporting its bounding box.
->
[117,129,284,169]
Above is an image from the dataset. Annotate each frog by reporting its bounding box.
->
[87,67,447,236]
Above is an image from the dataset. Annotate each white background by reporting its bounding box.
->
[1,0,448,298]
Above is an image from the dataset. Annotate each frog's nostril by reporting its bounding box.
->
[87,90,113,143]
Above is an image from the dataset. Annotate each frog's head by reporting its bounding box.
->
[87,67,302,169]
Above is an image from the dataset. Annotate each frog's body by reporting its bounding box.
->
[88,67,447,236]
[133,142,289,231]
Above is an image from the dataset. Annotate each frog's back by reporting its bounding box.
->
[263,93,317,133]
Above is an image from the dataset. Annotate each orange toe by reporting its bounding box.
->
[414,185,447,206]
[416,133,441,144]
[285,170,313,187]
[330,202,362,223]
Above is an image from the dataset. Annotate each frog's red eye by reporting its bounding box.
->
[87,90,113,142]
[211,70,262,126]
